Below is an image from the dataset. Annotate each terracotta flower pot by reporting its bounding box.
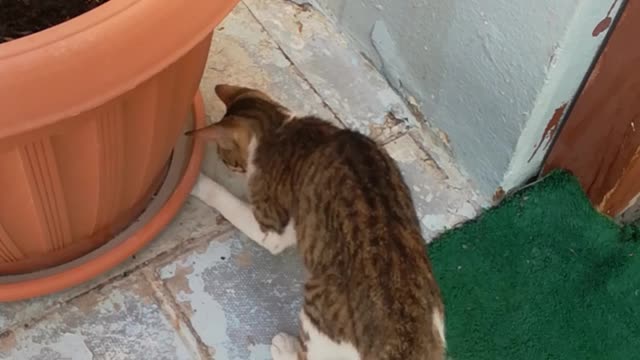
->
[0,0,239,301]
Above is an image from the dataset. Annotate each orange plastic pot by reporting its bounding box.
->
[0,0,239,301]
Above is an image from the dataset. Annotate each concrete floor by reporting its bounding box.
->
[0,1,483,359]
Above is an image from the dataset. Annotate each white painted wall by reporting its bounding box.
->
[309,0,623,197]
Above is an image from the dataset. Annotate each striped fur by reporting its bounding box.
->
[189,85,445,359]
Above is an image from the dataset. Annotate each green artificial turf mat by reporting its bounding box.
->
[429,171,640,359]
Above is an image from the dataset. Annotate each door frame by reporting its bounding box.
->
[542,0,639,221]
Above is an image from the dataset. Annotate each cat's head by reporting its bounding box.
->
[186,84,292,174]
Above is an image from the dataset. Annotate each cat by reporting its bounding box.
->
[188,84,445,360]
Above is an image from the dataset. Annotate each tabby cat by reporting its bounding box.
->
[188,85,445,360]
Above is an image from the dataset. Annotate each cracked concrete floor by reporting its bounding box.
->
[0,1,484,359]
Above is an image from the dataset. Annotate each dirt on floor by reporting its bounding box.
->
[0,0,109,44]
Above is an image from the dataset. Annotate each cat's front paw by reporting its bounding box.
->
[260,222,297,255]
[271,333,300,360]
[262,232,294,255]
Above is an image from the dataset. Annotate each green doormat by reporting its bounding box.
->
[429,171,640,359]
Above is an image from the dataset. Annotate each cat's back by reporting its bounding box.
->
[282,121,445,359]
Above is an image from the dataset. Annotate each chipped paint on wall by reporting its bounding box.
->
[502,0,624,192]
[527,103,568,163]
[492,187,506,204]
[592,0,620,37]
[314,0,624,196]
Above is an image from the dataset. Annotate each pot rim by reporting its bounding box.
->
[0,92,206,302]
[0,0,238,140]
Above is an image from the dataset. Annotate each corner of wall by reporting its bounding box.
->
[501,0,624,193]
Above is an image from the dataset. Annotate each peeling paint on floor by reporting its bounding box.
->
[0,198,228,334]
[248,343,272,360]
[1,275,195,360]
[158,232,304,359]
[243,0,417,141]
[384,135,479,239]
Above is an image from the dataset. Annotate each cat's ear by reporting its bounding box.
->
[185,123,236,150]
[215,84,246,107]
